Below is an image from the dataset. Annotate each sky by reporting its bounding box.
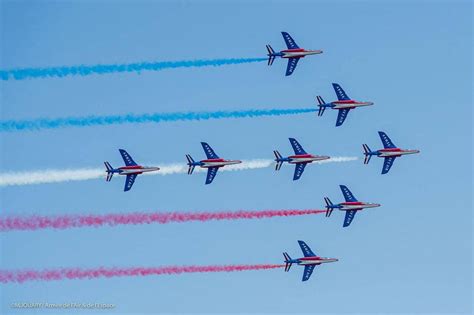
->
[0,0,472,314]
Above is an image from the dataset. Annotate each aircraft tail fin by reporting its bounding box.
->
[186,154,196,175]
[362,144,372,164]
[273,150,283,171]
[316,95,326,116]
[104,162,114,182]
[283,252,292,272]
[266,45,275,66]
[324,197,334,217]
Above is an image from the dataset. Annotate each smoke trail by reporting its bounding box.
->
[0,108,317,132]
[0,209,326,232]
[0,264,283,283]
[0,58,267,81]
[0,157,357,187]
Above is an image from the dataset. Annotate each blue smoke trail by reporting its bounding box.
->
[0,58,267,81]
[0,108,317,132]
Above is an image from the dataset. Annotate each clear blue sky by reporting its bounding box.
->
[1,0,472,314]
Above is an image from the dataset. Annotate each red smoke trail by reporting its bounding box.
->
[0,209,325,232]
[0,264,284,283]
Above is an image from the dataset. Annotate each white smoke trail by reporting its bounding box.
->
[0,157,357,187]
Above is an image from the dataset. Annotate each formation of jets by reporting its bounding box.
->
[105,130,418,191]
[99,31,420,283]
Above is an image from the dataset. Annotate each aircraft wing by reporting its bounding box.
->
[281,32,299,49]
[201,142,219,159]
[335,108,350,127]
[293,163,307,181]
[119,149,138,166]
[378,131,397,148]
[343,210,357,227]
[205,167,219,185]
[332,83,351,100]
[302,265,315,282]
[382,156,396,174]
[285,58,299,76]
[289,138,307,155]
[298,240,316,257]
[340,185,357,202]
[124,174,137,192]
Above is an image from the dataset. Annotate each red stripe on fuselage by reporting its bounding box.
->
[341,202,364,205]
[379,148,402,152]
[201,159,225,162]
[333,100,356,104]
[299,257,321,261]
[281,48,306,52]
[289,154,314,158]
[119,165,143,170]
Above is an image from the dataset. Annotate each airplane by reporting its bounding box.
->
[266,32,323,76]
[104,149,160,192]
[186,142,242,185]
[363,131,420,174]
[324,185,381,227]
[317,83,374,127]
[273,138,330,180]
[283,240,338,282]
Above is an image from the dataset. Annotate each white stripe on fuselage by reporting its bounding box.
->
[289,157,329,164]
[298,258,337,265]
[340,204,379,211]
[282,51,322,58]
[201,161,241,168]
[120,167,159,175]
[379,151,418,157]
[332,103,373,109]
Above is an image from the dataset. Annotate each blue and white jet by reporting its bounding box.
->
[317,83,374,126]
[324,185,381,227]
[266,32,323,76]
[186,142,242,185]
[274,138,330,180]
[104,149,160,192]
[283,240,338,282]
[363,131,420,174]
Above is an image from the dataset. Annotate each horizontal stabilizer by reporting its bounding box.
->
[362,144,372,164]
[283,252,292,272]
[324,197,333,217]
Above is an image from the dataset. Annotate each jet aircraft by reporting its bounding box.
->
[104,149,160,192]
[324,185,381,227]
[363,131,420,174]
[266,32,323,76]
[283,240,338,282]
[317,83,374,126]
[273,138,330,180]
[186,142,242,185]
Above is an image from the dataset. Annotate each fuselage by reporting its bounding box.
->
[336,201,381,211]
[376,148,420,158]
[280,48,323,58]
[115,165,160,175]
[286,154,330,164]
[198,158,242,168]
[331,99,374,109]
[290,256,338,266]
